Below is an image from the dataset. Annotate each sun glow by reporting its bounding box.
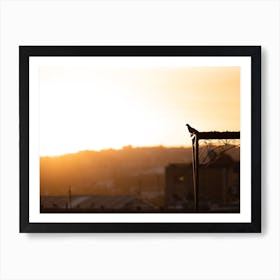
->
[39,59,240,156]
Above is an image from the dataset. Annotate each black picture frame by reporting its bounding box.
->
[20,46,261,233]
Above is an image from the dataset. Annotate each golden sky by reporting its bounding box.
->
[39,65,240,156]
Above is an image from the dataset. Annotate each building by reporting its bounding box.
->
[165,154,240,211]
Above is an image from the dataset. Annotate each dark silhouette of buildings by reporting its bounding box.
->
[165,154,240,212]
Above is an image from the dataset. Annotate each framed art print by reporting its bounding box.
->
[19,46,261,233]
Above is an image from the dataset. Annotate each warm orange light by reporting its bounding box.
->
[39,66,240,156]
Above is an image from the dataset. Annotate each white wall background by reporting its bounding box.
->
[0,0,279,279]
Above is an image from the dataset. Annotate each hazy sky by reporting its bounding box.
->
[39,63,240,156]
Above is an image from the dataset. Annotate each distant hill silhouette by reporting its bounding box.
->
[40,145,239,196]
[40,146,193,196]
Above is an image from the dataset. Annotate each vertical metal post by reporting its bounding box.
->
[191,137,197,210]
[195,135,199,211]
[68,185,72,209]
[222,167,228,205]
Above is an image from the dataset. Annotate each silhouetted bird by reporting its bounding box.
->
[186,124,199,135]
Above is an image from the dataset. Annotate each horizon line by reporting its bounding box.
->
[40,144,193,158]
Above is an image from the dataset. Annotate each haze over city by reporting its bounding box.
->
[39,58,240,213]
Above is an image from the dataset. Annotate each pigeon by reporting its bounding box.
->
[186,124,199,135]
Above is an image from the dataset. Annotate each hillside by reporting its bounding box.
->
[40,146,193,196]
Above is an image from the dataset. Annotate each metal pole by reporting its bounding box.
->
[191,137,197,210]
[68,185,72,209]
[195,135,199,211]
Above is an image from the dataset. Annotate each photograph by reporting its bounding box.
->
[39,60,240,213]
[20,46,261,232]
